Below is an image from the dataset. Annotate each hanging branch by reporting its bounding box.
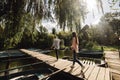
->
[96,0,104,14]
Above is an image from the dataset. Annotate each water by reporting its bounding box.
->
[0,50,53,80]
[47,71,84,80]
[0,49,105,80]
[48,50,73,59]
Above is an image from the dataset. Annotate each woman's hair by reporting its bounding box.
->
[72,32,79,44]
[54,35,57,38]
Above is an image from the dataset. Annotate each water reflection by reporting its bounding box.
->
[0,55,53,80]
[0,49,105,80]
[48,50,73,59]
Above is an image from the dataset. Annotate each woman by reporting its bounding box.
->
[71,32,84,68]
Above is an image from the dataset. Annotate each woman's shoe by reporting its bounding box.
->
[71,65,74,68]
[81,65,85,70]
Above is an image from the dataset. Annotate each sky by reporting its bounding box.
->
[41,0,120,32]
[84,0,120,26]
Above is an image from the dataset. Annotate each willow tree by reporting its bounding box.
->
[0,0,106,49]
[54,0,87,32]
[0,0,26,49]
[0,0,47,49]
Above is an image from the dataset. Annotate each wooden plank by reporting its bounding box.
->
[56,61,72,69]
[75,65,89,78]
[92,61,95,65]
[110,69,120,75]
[36,55,56,61]
[82,60,86,64]
[61,60,72,68]
[20,49,112,80]
[89,61,93,65]
[84,65,95,79]
[86,60,89,65]
[84,60,88,65]
[107,63,120,71]
[72,65,82,74]
[33,55,56,63]
[50,60,72,70]
[79,60,83,64]
[88,61,91,65]
[105,51,119,59]
[65,63,78,71]
[105,59,120,65]
[89,61,92,65]
[21,49,43,57]
[87,61,90,65]
[83,65,89,73]
[97,67,106,80]
[88,66,100,80]
[24,49,71,71]
[50,59,65,66]
[104,51,120,80]
[105,68,110,80]
[38,57,57,64]
[24,50,57,62]
[68,63,81,75]
[76,64,89,78]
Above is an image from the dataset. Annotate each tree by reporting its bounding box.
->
[104,12,120,37]
[90,12,120,46]
[0,0,105,49]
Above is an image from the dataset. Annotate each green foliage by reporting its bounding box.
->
[57,31,72,46]
[85,41,94,50]
[80,12,120,48]
[82,41,103,51]
[38,25,48,34]
[37,33,54,49]
[80,40,88,49]
[103,46,119,51]
[60,39,65,49]
[0,0,118,50]
[92,43,103,51]
[54,0,87,31]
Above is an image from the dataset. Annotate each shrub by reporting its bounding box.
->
[85,41,94,50]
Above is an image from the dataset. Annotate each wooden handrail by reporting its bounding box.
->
[41,68,66,80]
[1,56,33,62]
[0,61,45,73]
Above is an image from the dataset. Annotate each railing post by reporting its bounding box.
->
[4,53,10,79]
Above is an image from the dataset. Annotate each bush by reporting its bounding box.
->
[58,31,72,46]
[85,41,94,50]
[60,39,65,50]
[37,33,54,49]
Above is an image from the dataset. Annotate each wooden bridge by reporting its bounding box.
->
[105,51,120,80]
[20,49,112,80]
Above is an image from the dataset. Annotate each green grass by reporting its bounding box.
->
[89,45,119,51]
[92,45,102,51]
[103,46,119,51]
